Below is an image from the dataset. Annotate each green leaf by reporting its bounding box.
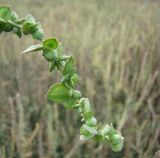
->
[49,61,56,72]
[110,134,122,145]
[3,23,13,32]
[13,28,21,38]
[0,6,12,20]
[61,74,71,83]
[57,42,63,57]
[81,98,91,113]
[83,111,93,120]
[47,83,71,103]
[111,140,124,152]
[0,18,5,33]
[86,117,97,126]
[60,55,70,61]
[108,126,116,136]
[64,98,77,109]
[99,124,111,136]
[63,56,75,75]
[43,50,58,61]
[11,11,18,21]
[16,18,25,24]
[43,38,58,50]
[70,74,79,87]
[80,98,93,120]
[94,135,105,142]
[22,44,43,54]
[72,90,82,99]
[80,124,98,140]
[25,14,36,23]
[22,22,38,34]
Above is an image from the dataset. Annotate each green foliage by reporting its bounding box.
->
[47,83,72,103]
[43,38,59,50]
[63,56,75,75]
[0,6,12,20]
[80,124,98,140]
[22,44,43,54]
[0,5,124,152]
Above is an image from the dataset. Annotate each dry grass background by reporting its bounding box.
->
[0,0,160,158]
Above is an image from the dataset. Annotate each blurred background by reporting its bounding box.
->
[0,0,160,158]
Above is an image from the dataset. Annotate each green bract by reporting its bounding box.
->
[0,5,124,152]
[22,44,43,54]
[63,56,75,75]
[111,140,124,152]
[32,25,44,41]
[47,83,72,103]
[80,124,98,140]
[86,117,97,126]
[43,38,59,50]
[0,6,12,20]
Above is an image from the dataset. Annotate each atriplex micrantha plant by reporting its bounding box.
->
[0,6,124,152]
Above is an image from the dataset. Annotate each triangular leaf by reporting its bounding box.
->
[22,44,43,54]
[11,11,18,21]
[25,14,36,23]
[63,56,76,75]
[49,61,56,72]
